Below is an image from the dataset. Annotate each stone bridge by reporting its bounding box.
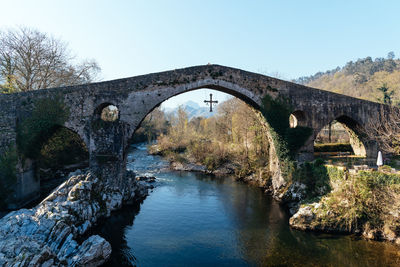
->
[0,64,384,207]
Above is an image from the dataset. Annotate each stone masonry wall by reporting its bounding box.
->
[0,94,17,155]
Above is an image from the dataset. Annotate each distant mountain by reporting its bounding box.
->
[163,101,216,120]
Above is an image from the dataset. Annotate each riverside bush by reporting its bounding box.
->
[318,170,400,232]
[293,160,332,199]
[38,127,88,179]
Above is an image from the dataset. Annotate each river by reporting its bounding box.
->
[92,143,400,266]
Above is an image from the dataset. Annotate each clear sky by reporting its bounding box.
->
[1,0,400,108]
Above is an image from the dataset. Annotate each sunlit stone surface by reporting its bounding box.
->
[0,170,151,266]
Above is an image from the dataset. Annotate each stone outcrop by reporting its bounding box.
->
[167,157,239,175]
[290,203,400,244]
[170,161,208,173]
[0,170,152,266]
[289,203,324,232]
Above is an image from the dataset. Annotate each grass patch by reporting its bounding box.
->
[314,143,353,153]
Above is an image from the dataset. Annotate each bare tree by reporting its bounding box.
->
[0,27,100,93]
[366,105,400,155]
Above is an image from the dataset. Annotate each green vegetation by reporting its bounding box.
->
[377,83,394,104]
[0,27,100,208]
[38,127,88,180]
[292,160,400,238]
[148,94,313,183]
[293,160,344,201]
[259,94,312,180]
[314,170,400,233]
[388,157,400,169]
[0,147,18,208]
[324,156,367,168]
[298,53,400,157]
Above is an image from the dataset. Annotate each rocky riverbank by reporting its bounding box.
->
[290,201,400,244]
[148,142,275,186]
[169,160,274,189]
[169,160,236,175]
[288,166,400,245]
[0,170,154,266]
[150,143,271,186]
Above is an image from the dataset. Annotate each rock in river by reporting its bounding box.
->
[0,170,152,266]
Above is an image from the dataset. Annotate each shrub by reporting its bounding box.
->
[293,162,335,199]
[319,170,400,232]
[38,127,88,176]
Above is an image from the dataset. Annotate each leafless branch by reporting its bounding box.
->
[365,105,400,155]
[0,26,101,93]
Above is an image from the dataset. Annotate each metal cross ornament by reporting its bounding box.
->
[204,93,218,112]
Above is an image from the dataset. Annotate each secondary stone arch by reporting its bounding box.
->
[13,123,89,207]
[315,114,372,157]
[335,115,369,157]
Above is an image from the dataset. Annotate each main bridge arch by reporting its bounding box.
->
[91,78,287,191]
[0,64,385,205]
[119,78,263,138]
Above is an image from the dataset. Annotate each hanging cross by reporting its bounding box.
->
[204,93,218,112]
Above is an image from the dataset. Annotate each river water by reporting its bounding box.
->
[94,143,400,267]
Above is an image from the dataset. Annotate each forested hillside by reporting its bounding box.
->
[295,52,400,104]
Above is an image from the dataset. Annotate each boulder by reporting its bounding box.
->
[289,205,315,230]
[0,170,151,266]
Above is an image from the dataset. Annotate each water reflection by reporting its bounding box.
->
[90,201,142,266]
[94,144,400,267]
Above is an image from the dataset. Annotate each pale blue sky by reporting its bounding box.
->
[1,0,399,108]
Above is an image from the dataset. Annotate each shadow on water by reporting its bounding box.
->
[88,201,143,267]
[91,143,400,267]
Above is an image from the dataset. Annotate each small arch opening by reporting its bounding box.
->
[100,104,119,122]
[289,110,306,128]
